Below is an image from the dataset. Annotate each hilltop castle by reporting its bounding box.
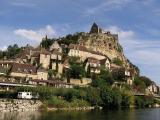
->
[1,23,157,94]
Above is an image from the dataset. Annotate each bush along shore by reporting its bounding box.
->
[0,85,160,111]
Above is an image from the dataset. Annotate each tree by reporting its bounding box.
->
[100,86,113,106]
[69,64,85,79]
[134,76,146,92]
[86,87,102,106]
[48,69,57,79]
[40,39,53,49]
[99,68,114,85]
[5,44,21,59]
[56,55,59,72]
[112,58,123,66]
[139,76,153,87]
[112,67,126,81]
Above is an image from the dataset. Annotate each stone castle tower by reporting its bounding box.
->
[90,22,102,34]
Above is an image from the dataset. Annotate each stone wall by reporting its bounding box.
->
[65,78,92,86]
[0,99,42,112]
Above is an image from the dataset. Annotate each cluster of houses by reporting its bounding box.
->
[0,23,159,95]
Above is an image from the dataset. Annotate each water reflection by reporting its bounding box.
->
[0,108,160,120]
[0,111,40,120]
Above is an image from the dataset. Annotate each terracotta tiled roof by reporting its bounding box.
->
[31,52,40,57]
[11,63,37,74]
[40,49,51,55]
[87,57,100,64]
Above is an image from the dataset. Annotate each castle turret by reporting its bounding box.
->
[90,22,102,34]
[42,35,48,41]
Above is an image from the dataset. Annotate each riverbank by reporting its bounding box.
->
[0,99,42,112]
[0,98,160,112]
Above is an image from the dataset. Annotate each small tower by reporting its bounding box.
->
[42,35,48,41]
[90,22,102,34]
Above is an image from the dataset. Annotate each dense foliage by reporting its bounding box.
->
[0,44,22,59]
[112,58,123,66]
[40,38,54,49]
[58,33,81,45]
[133,76,153,93]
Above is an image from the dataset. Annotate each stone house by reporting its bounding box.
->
[85,57,101,74]
[30,52,40,65]
[10,63,37,80]
[39,49,51,69]
[68,44,106,61]
[146,83,158,95]
[85,57,111,74]
[51,50,63,73]
[37,69,48,80]
[50,41,62,53]
[29,79,73,88]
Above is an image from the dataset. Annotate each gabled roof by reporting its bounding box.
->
[87,57,100,64]
[31,52,40,57]
[11,63,37,74]
[40,49,51,55]
[52,50,63,56]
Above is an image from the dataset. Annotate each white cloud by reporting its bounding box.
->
[84,0,131,16]
[106,26,135,40]
[0,46,7,51]
[14,25,56,42]
[9,0,37,8]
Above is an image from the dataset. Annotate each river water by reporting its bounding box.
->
[0,108,160,120]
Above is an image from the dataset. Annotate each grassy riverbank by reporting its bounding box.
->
[1,85,159,110]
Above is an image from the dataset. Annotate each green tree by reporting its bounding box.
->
[99,68,114,85]
[69,64,85,79]
[112,58,123,66]
[112,67,126,81]
[86,87,102,106]
[40,39,54,49]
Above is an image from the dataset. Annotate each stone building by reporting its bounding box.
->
[39,49,51,69]
[85,57,111,74]
[90,22,102,34]
[68,44,106,61]
[51,50,63,73]
[10,63,37,80]
[50,41,62,53]
[37,69,48,80]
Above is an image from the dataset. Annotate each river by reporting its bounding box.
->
[0,108,160,120]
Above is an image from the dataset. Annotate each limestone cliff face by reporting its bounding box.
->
[78,32,123,60]
[58,23,139,76]
[76,23,139,76]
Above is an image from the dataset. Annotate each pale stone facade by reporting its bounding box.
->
[50,41,62,53]
[37,70,48,80]
[146,84,158,94]
[10,72,37,79]
[65,78,92,86]
[68,44,106,61]
[40,53,50,69]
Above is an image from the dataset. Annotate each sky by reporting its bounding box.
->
[0,0,160,84]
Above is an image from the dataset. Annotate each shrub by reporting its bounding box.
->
[112,58,123,66]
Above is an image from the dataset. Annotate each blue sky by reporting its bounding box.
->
[0,0,160,84]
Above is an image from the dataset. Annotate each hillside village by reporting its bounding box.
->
[0,23,159,96]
